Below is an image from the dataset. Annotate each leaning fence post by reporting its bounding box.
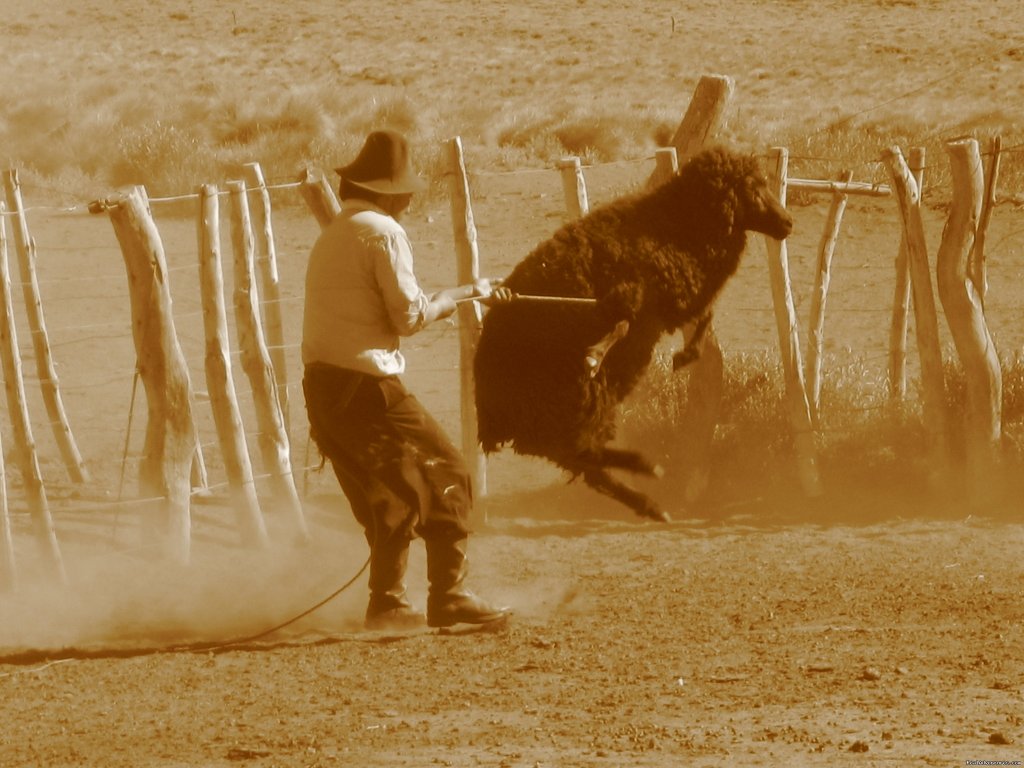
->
[887,148,926,401]
[649,76,734,502]
[764,147,822,497]
[557,156,589,219]
[883,146,948,484]
[935,138,1001,496]
[665,74,736,169]
[806,170,853,421]
[297,168,341,228]
[446,137,487,508]
[227,181,309,543]
[3,170,90,484]
[198,184,269,548]
[106,186,194,564]
[244,163,290,434]
[0,205,65,583]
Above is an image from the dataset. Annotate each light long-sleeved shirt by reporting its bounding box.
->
[302,200,430,376]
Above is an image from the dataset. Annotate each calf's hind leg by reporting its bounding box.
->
[593,446,664,478]
[580,466,670,522]
[673,312,712,370]
[584,320,629,378]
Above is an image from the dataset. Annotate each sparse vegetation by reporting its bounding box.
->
[3,2,1024,205]
[620,351,1024,518]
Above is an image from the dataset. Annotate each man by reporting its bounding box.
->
[302,129,511,631]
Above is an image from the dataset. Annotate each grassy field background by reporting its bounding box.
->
[4,0,1024,200]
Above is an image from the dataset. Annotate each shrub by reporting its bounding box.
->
[620,350,1024,520]
[111,122,217,196]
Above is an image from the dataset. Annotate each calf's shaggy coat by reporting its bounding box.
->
[474,146,793,520]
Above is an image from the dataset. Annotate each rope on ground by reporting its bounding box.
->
[167,555,371,652]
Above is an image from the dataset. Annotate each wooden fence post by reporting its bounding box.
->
[190,423,209,492]
[297,168,341,228]
[227,181,309,543]
[557,156,589,219]
[0,205,65,583]
[664,74,735,170]
[107,187,193,564]
[0,434,13,590]
[446,137,488,508]
[764,148,822,497]
[3,170,90,484]
[649,76,734,503]
[882,146,948,483]
[888,148,926,401]
[650,147,680,189]
[198,185,269,548]
[806,170,853,420]
[935,138,1002,494]
[972,135,1001,306]
[244,163,290,434]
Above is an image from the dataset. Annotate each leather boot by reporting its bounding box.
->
[364,537,426,631]
[425,536,511,628]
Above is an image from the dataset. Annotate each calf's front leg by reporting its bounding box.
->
[673,312,712,370]
[584,320,630,377]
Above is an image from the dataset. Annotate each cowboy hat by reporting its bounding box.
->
[334,130,427,194]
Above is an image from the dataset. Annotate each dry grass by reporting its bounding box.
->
[4,0,1024,201]
[621,352,1024,517]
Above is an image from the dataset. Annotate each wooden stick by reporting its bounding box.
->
[447,137,487,505]
[227,181,309,543]
[197,184,269,549]
[455,293,598,306]
[882,146,947,484]
[971,135,1001,306]
[107,186,194,564]
[3,170,90,484]
[190,421,209,491]
[557,156,589,219]
[805,170,853,421]
[764,148,822,498]
[887,148,925,401]
[935,138,1001,495]
[297,167,341,228]
[787,178,891,197]
[244,163,290,434]
[1,204,66,584]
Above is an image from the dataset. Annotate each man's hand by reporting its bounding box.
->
[473,278,514,307]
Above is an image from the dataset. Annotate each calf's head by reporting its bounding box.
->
[737,171,793,241]
[675,147,794,242]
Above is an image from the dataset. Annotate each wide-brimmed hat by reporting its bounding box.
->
[334,130,427,195]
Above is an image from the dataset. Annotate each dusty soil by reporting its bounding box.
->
[2,516,1022,768]
[2,1,1024,767]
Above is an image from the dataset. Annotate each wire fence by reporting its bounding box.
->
[1,126,1023,548]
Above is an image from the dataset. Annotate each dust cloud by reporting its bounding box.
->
[0,511,374,657]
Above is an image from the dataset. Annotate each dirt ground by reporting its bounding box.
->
[1,513,1022,768]
[2,1,1024,767]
